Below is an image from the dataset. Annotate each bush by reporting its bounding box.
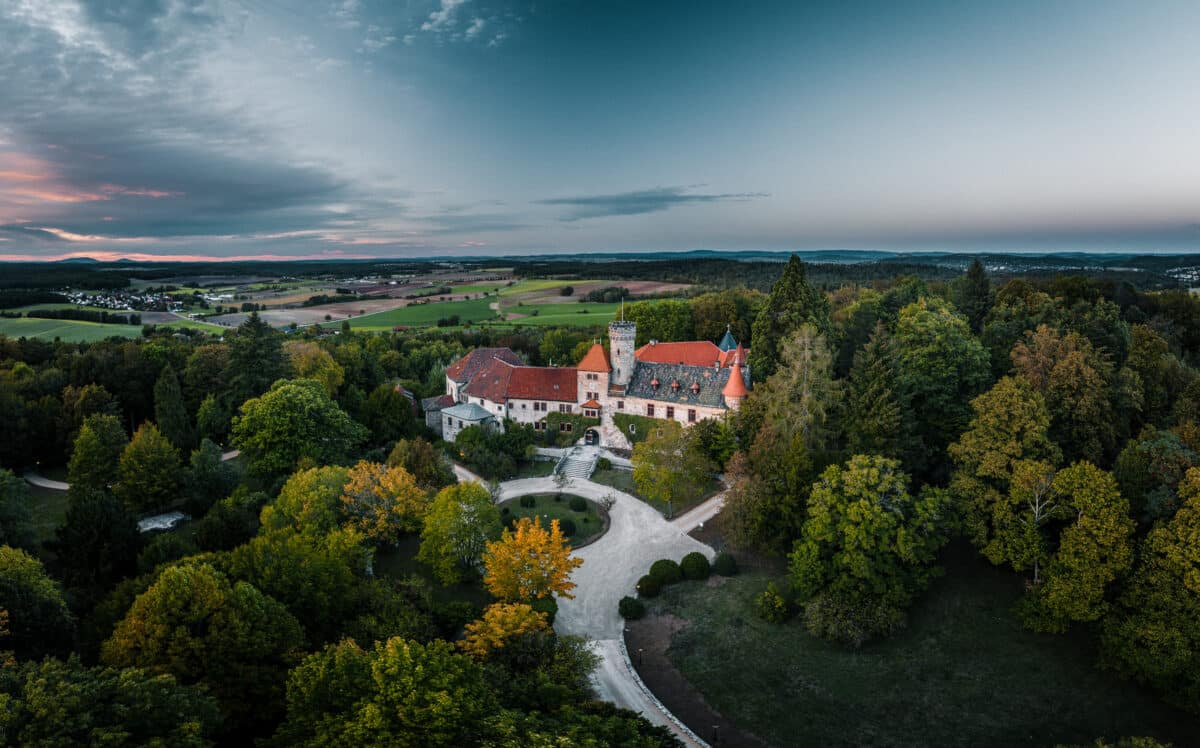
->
[530,596,558,625]
[559,518,577,536]
[636,575,661,598]
[619,596,646,620]
[500,506,510,517]
[680,552,711,581]
[712,552,738,576]
[648,559,682,586]
[569,496,588,512]
[519,495,536,508]
[755,582,790,624]
[596,457,612,471]
[802,591,905,647]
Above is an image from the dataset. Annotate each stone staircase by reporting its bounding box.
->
[556,446,597,480]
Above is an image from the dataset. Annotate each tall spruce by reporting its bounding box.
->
[153,364,192,451]
[958,259,994,334]
[748,255,832,379]
[845,323,902,458]
[225,312,288,408]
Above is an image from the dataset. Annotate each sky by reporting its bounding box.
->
[0,0,1198,261]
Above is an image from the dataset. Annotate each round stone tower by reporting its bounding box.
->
[608,319,636,387]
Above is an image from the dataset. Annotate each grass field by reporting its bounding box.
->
[503,302,619,326]
[330,296,497,330]
[26,483,70,544]
[648,544,1200,748]
[499,493,605,546]
[0,316,143,342]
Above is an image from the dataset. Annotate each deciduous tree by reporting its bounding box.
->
[387,437,456,493]
[115,422,181,513]
[632,421,715,518]
[284,340,344,396]
[341,461,430,543]
[459,602,549,659]
[418,482,501,584]
[260,465,350,537]
[0,545,74,660]
[67,413,127,496]
[483,517,583,601]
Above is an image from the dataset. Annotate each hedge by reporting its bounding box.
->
[680,551,711,581]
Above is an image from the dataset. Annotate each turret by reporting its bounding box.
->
[722,361,749,410]
[609,319,636,387]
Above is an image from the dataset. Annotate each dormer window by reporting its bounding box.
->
[690,382,700,393]
[650,377,660,388]
[671,379,680,390]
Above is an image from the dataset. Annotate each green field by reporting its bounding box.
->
[0,316,143,342]
[504,302,619,326]
[647,545,1200,748]
[330,296,497,330]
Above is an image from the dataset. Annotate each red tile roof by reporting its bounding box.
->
[723,362,749,398]
[444,347,522,382]
[461,358,578,403]
[581,399,601,409]
[635,341,723,367]
[576,343,611,372]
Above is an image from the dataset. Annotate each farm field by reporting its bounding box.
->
[0,316,143,342]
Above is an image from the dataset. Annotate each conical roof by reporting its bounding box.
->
[722,362,748,399]
[717,324,738,352]
[577,343,611,372]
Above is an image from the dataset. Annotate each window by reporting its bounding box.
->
[559,403,571,413]
[688,409,697,423]
[587,391,598,400]
[586,372,598,381]
[666,406,674,420]
[534,420,545,431]
[617,400,625,410]
[560,422,572,432]
[647,404,655,417]
[521,403,527,409]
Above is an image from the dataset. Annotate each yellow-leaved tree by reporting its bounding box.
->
[341,461,429,543]
[482,517,583,601]
[458,602,548,659]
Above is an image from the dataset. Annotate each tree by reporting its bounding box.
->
[52,488,141,596]
[0,657,221,747]
[1125,323,1194,430]
[979,280,1062,377]
[0,546,74,660]
[183,438,239,515]
[341,461,430,543]
[58,382,119,453]
[363,383,417,445]
[949,376,1061,551]
[1101,467,1200,712]
[387,437,455,493]
[153,364,193,451]
[67,413,127,495]
[618,299,695,346]
[893,298,991,481]
[0,469,35,551]
[224,312,288,407]
[284,340,344,395]
[459,602,549,659]
[483,517,583,602]
[788,455,949,645]
[270,638,495,748]
[115,422,181,513]
[538,329,581,366]
[1113,427,1199,523]
[231,378,367,483]
[1011,325,1119,464]
[418,482,501,584]
[195,394,229,445]
[955,258,993,334]
[1021,462,1134,633]
[844,323,902,458]
[632,421,715,518]
[749,255,832,378]
[260,465,350,537]
[101,563,304,729]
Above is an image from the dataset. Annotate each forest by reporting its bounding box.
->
[1,255,1199,745]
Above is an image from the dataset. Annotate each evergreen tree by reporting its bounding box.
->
[153,364,192,451]
[67,413,128,496]
[225,312,287,408]
[845,323,902,458]
[748,255,832,379]
[51,487,141,597]
[957,259,994,334]
[0,468,36,551]
[115,422,181,513]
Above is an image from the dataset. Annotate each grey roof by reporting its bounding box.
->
[624,361,749,408]
[441,402,496,421]
[717,326,738,352]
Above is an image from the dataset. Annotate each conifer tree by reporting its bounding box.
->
[957,258,993,334]
[748,255,832,379]
[225,312,288,407]
[845,323,902,457]
[153,364,192,451]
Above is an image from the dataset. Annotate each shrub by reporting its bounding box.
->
[648,559,682,586]
[636,575,661,598]
[596,457,612,471]
[553,494,563,502]
[712,552,738,576]
[619,596,646,620]
[802,592,905,647]
[680,552,711,581]
[519,495,536,508]
[569,496,588,512]
[755,582,790,624]
[530,596,558,625]
[559,518,577,536]
[500,506,510,517]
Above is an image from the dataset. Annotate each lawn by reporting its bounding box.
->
[26,483,70,544]
[499,493,606,546]
[0,316,143,342]
[373,535,493,609]
[591,466,719,518]
[646,544,1200,748]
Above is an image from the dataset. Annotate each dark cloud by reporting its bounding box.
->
[536,186,768,221]
[0,225,68,242]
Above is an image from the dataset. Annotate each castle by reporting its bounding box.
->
[424,319,750,447]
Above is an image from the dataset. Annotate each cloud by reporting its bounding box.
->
[421,0,468,33]
[330,0,361,30]
[360,24,397,53]
[465,17,485,39]
[536,186,769,221]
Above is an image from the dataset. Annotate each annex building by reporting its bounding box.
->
[425,319,750,447]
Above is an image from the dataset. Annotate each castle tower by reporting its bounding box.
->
[609,319,636,387]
